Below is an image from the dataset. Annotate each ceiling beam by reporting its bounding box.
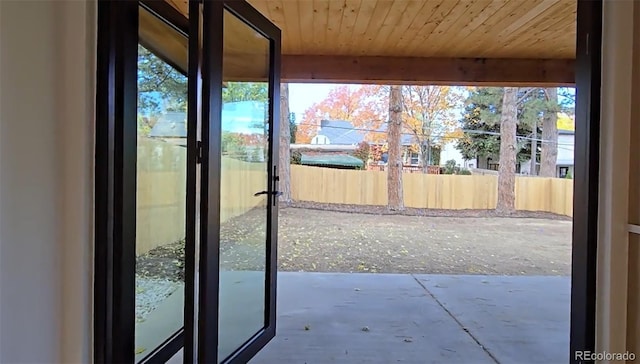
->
[281,55,575,86]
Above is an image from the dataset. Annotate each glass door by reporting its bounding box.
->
[194,1,281,363]
[217,6,279,362]
[94,1,279,362]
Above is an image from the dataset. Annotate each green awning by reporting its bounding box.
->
[300,153,364,168]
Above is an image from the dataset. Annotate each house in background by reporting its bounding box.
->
[472,115,575,177]
[520,116,575,178]
[372,122,421,165]
[311,120,365,145]
[308,119,468,171]
[295,121,366,169]
[556,129,575,178]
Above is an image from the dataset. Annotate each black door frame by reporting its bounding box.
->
[195,1,281,362]
[95,0,600,363]
[570,0,601,362]
[94,1,139,362]
[94,2,189,363]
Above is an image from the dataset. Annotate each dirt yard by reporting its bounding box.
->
[276,207,572,275]
[138,206,573,279]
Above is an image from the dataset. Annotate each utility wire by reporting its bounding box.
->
[295,123,575,147]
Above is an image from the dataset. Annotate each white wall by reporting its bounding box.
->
[557,134,575,166]
[0,1,95,363]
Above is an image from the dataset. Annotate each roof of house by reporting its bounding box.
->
[315,119,418,146]
[300,153,364,168]
[375,123,415,145]
[558,129,575,135]
[148,112,187,138]
[315,120,365,145]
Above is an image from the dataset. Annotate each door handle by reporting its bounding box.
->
[254,190,282,197]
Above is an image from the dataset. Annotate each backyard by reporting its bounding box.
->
[217,205,572,276]
[138,205,571,279]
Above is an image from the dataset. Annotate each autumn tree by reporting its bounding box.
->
[496,88,518,214]
[278,83,292,204]
[401,86,464,171]
[296,85,388,143]
[539,88,559,177]
[387,86,404,211]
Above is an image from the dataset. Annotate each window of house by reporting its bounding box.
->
[410,152,419,165]
[559,166,569,178]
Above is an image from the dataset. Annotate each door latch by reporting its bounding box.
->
[254,190,282,197]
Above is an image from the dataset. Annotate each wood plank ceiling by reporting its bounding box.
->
[247,0,576,59]
[160,0,577,85]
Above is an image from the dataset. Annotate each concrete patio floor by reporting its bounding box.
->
[250,272,570,364]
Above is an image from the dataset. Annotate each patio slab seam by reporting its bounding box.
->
[410,274,500,364]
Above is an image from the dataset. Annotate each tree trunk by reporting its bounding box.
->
[530,118,537,175]
[387,85,404,211]
[496,87,518,214]
[278,83,292,204]
[420,140,431,173]
[539,87,558,177]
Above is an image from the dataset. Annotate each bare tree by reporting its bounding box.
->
[278,83,292,204]
[387,85,404,211]
[539,88,559,177]
[496,87,518,214]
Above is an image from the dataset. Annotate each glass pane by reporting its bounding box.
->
[135,7,188,358]
[218,9,271,362]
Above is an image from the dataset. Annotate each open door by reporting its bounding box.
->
[95,1,280,362]
[191,1,281,363]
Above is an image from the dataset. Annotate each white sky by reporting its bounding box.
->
[288,83,358,122]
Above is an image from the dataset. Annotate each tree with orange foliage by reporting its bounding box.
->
[401,86,464,171]
[296,85,388,143]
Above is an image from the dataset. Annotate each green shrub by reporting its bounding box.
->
[290,150,302,164]
[565,171,573,179]
[443,159,458,174]
[458,169,472,175]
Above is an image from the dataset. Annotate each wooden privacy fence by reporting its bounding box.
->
[136,147,572,255]
[137,138,266,255]
[136,138,187,255]
[291,165,574,217]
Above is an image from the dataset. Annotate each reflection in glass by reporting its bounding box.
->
[218,9,271,362]
[134,41,187,360]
